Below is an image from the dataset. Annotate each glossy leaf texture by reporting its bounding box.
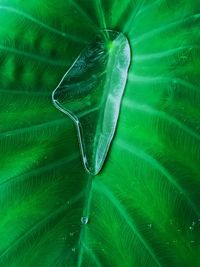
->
[0,0,200,266]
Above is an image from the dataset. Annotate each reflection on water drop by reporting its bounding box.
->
[72,248,76,252]
[81,216,89,224]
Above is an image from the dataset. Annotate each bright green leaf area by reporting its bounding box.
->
[0,0,199,266]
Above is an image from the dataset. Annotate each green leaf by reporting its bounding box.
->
[0,0,199,266]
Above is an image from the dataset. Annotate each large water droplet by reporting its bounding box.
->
[52,30,131,175]
[81,216,89,225]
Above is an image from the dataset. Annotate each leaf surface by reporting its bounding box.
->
[0,0,200,266]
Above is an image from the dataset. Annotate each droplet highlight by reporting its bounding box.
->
[81,216,89,225]
[52,29,131,175]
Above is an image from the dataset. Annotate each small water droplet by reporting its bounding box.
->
[69,232,74,236]
[72,248,76,252]
[177,229,181,232]
[147,223,152,229]
[190,240,195,243]
[189,226,193,230]
[81,216,89,224]
[192,221,196,226]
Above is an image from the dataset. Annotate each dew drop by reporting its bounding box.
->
[81,216,89,225]
[147,223,152,229]
[72,248,76,252]
[52,29,131,175]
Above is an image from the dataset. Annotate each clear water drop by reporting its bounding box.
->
[147,223,152,229]
[81,216,89,224]
[72,248,76,252]
[52,29,131,175]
